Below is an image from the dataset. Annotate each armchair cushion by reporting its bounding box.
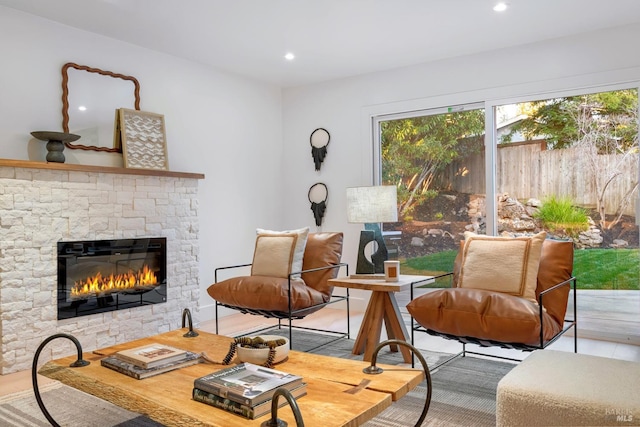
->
[535,239,574,326]
[300,231,343,299]
[407,288,562,346]
[459,231,546,302]
[207,275,327,312]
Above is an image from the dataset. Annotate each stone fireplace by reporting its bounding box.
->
[0,160,203,374]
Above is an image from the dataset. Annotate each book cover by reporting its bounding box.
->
[101,351,200,379]
[114,343,188,369]
[194,362,303,407]
[192,383,307,419]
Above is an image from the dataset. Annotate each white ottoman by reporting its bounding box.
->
[496,350,640,426]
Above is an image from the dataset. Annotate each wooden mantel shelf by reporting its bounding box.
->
[0,158,204,179]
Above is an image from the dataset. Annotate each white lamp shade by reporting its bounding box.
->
[346,186,398,223]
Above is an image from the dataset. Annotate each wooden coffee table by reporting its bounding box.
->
[329,275,434,363]
[39,329,424,427]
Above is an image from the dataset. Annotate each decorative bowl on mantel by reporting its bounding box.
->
[30,131,81,163]
[236,335,290,365]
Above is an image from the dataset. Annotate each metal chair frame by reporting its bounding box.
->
[213,262,350,353]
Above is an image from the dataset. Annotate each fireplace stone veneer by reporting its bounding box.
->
[0,163,202,374]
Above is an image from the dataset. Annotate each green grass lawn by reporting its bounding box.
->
[401,248,640,290]
[401,250,457,287]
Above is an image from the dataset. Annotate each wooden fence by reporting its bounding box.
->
[435,140,639,215]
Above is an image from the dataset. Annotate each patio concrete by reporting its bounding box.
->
[576,290,640,344]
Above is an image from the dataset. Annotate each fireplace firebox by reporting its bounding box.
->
[57,237,167,320]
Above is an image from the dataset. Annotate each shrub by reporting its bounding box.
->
[534,195,589,237]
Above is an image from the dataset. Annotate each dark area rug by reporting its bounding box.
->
[365,356,515,426]
[0,382,163,427]
[265,328,452,367]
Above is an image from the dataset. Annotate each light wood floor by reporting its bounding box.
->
[2,307,639,399]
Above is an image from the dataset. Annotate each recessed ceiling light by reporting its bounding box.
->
[493,2,508,12]
[284,52,295,61]
[78,106,87,111]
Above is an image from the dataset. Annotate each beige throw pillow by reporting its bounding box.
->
[256,227,309,277]
[251,233,298,278]
[251,227,309,279]
[459,231,546,302]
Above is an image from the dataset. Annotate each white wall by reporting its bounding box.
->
[0,7,287,324]
[281,23,640,309]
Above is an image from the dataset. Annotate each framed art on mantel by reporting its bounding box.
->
[117,108,169,170]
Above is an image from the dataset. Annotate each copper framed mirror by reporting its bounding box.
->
[61,62,141,152]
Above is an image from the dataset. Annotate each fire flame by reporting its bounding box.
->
[70,265,159,299]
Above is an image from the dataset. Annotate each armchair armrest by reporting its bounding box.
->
[538,276,576,301]
[538,276,577,314]
[214,262,349,285]
[214,263,252,283]
[287,262,349,279]
[287,262,349,298]
[409,271,454,301]
[433,271,454,284]
[537,275,577,346]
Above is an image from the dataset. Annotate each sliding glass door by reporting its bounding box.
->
[373,84,640,343]
[494,88,640,344]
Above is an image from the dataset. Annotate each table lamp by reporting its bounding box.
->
[346,186,398,275]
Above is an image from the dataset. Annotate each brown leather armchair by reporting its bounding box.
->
[407,238,576,365]
[207,232,349,349]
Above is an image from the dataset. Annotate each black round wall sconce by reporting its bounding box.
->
[308,182,328,227]
[310,128,330,171]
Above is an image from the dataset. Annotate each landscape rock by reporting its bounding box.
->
[524,205,539,217]
[576,226,603,248]
[610,239,629,248]
[526,198,542,207]
[497,194,537,232]
[410,237,424,247]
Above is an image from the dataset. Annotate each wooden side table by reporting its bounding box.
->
[329,275,434,363]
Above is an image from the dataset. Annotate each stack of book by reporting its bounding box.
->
[193,362,307,419]
[101,343,200,379]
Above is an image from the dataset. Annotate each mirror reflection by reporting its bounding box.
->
[62,63,140,152]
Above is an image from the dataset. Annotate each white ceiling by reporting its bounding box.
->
[3,0,640,88]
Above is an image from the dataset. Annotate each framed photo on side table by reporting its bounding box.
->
[117,108,169,170]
